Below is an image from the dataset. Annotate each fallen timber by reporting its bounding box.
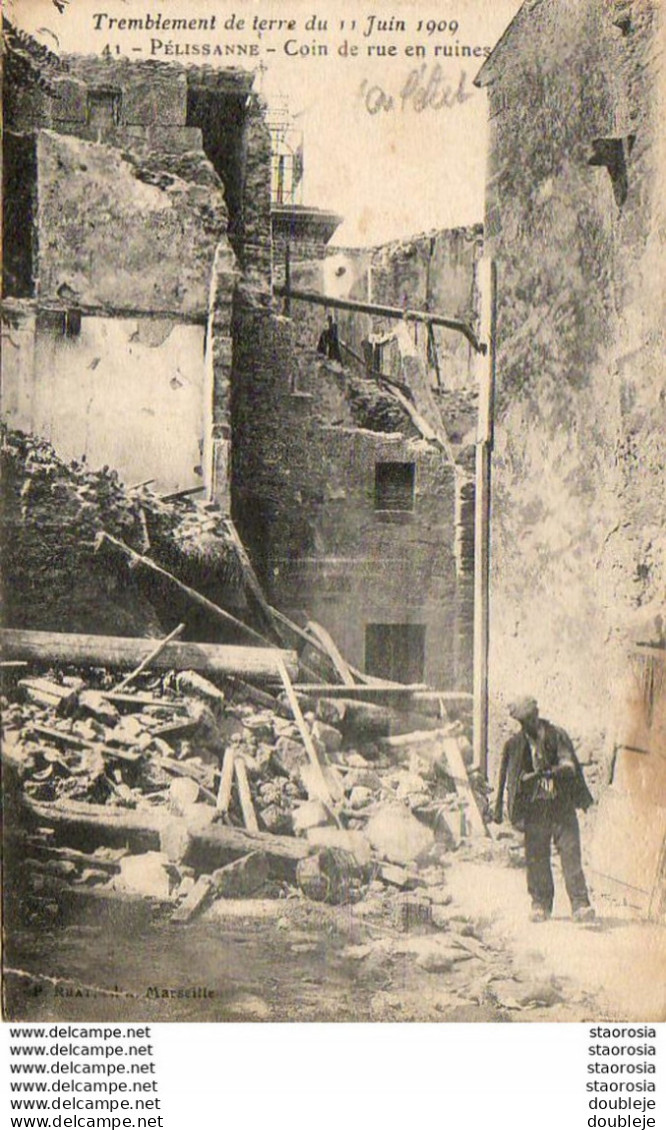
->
[22,798,310,880]
[0,629,299,681]
[94,531,273,650]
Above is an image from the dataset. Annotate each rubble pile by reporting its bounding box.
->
[3,661,486,924]
[0,428,242,636]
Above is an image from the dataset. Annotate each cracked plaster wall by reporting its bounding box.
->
[480,0,665,765]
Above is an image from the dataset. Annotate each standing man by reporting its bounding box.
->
[494,696,595,922]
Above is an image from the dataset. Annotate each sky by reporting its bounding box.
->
[9,0,522,244]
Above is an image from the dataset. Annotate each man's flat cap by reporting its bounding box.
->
[508,695,538,721]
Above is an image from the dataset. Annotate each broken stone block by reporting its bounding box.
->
[345,753,370,769]
[260,804,294,836]
[212,851,269,898]
[344,768,383,792]
[296,847,364,905]
[111,714,147,745]
[272,737,308,781]
[366,803,434,864]
[168,776,200,814]
[72,718,103,743]
[395,772,428,799]
[311,720,343,754]
[424,884,451,906]
[243,713,275,742]
[377,862,419,889]
[273,718,300,739]
[115,852,173,899]
[171,874,215,924]
[305,827,373,867]
[76,868,110,887]
[315,698,347,726]
[292,799,333,834]
[160,818,192,863]
[78,690,120,726]
[349,786,375,810]
[175,875,195,901]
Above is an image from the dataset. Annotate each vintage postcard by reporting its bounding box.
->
[1,0,664,1024]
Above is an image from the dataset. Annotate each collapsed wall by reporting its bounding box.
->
[231,225,483,691]
[1,57,249,501]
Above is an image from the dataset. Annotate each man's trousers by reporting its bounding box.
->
[523,800,590,914]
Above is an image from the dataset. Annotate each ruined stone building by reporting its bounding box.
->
[2,53,267,504]
[476,0,665,903]
[2,46,483,693]
[234,228,483,691]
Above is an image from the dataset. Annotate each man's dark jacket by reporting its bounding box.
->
[495,718,593,829]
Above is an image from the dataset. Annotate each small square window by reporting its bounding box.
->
[374,462,415,511]
[87,89,122,127]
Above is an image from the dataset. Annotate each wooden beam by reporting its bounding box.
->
[223,518,284,642]
[234,756,259,832]
[440,734,491,840]
[1,629,299,681]
[100,692,187,711]
[305,621,355,686]
[22,797,310,877]
[216,749,235,813]
[275,655,339,820]
[94,532,272,649]
[294,682,427,699]
[273,285,483,352]
[27,723,142,765]
[113,623,186,692]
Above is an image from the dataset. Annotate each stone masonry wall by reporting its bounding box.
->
[477,0,665,765]
[231,297,463,689]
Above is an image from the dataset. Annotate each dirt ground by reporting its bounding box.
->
[6,835,662,1024]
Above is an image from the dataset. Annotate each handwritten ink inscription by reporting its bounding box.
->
[359,66,473,114]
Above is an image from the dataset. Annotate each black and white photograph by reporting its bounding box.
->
[1,0,665,1025]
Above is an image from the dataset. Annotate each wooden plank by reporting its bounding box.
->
[28,724,142,765]
[94,531,273,649]
[234,757,259,833]
[22,798,310,877]
[161,486,205,502]
[171,875,214,924]
[440,734,490,839]
[216,748,235,813]
[113,623,186,691]
[19,678,81,709]
[305,621,355,686]
[100,692,188,712]
[2,629,299,681]
[381,726,457,748]
[275,655,339,821]
[223,519,283,641]
[294,682,427,700]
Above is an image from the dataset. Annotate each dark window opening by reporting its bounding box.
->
[186,86,247,261]
[3,133,37,298]
[588,136,635,208]
[365,623,426,684]
[374,462,415,511]
[87,88,122,127]
[65,309,82,337]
